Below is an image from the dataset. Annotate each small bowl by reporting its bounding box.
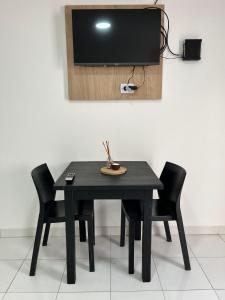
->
[111,163,120,170]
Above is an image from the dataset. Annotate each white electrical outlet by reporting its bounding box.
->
[120,83,135,94]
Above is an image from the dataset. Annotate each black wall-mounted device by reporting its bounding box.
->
[183,39,202,61]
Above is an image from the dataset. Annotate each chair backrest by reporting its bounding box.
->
[158,162,186,204]
[31,163,56,205]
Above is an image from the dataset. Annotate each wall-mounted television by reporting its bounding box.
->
[72,8,161,66]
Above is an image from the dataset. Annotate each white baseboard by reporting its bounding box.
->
[1,225,225,237]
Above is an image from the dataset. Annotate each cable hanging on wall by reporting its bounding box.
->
[124,5,202,93]
[145,6,183,59]
[126,66,146,91]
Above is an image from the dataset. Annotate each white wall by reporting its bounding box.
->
[0,0,225,235]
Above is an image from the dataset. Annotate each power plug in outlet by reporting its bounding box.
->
[120,83,135,94]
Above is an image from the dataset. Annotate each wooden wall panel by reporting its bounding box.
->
[65,4,164,100]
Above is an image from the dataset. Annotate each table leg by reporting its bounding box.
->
[65,190,76,284]
[142,189,153,282]
[135,221,141,241]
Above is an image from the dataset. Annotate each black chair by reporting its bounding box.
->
[120,161,191,274]
[29,163,95,276]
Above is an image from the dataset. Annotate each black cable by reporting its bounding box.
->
[137,66,146,88]
[125,7,182,89]
[126,66,145,89]
[160,29,167,53]
[145,6,182,58]
[127,66,135,85]
[161,9,181,57]
[154,0,158,4]
[161,25,167,34]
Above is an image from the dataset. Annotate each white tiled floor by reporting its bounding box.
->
[164,290,218,300]
[57,293,110,300]
[60,258,110,292]
[0,238,32,260]
[8,260,65,293]
[27,237,110,260]
[111,291,164,300]
[155,257,211,290]
[0,260,23,292]
[216,290,225,300]
[197,258,225,289]
[187,235,225,258]
[1,235,225,299]
[3,294,57,300]
[111,258,161,291]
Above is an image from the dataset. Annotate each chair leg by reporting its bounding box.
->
[176,213,191,270]
[79,220,87,242]
[87,217,95,272]
[164,221,172,242]
[93,202,95,246]
[128,221,135,274]
[42,223,51,246]
[120,206,126,247]
[135,221,141,241]
[30,214,44,276]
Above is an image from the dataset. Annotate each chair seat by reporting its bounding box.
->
[45,200,93,223]
[122,199,175,222]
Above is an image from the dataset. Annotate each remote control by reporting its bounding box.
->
[65,172,75,183]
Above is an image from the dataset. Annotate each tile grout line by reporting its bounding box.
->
[187,234,223,299]
[188,241,220,300]
[185,237,196,258]
[1,294,6,300]
[2,242,34,299]
[218,235,225,244]
[3,291,109,294]
[197,265,219,298]
[55,261,66,300]
[106,288,225,292]
[1,289,224,294]
[25,240,34,259]
[152,255,165,300]
[215,289,222,300]
[194,258,220,300]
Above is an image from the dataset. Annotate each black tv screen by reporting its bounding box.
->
[72,9,161,66]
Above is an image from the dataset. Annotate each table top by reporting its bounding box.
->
[54,161,163,191]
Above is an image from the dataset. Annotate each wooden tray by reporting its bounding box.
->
[100,166,127,176]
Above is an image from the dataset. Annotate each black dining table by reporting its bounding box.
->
[54,161,163,284]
